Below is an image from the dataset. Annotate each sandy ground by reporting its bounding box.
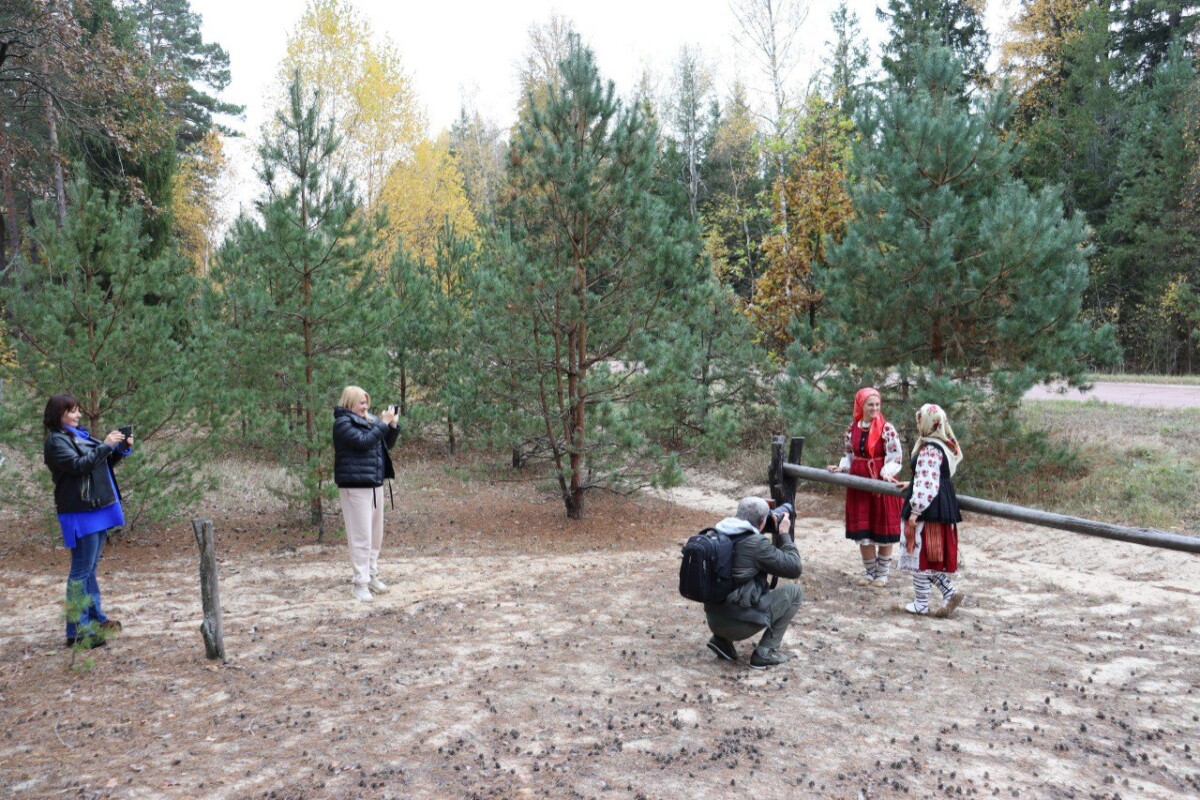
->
[1025,382,1200,408]
[1,462,1199,800]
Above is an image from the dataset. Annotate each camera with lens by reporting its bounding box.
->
[762,501,794,539]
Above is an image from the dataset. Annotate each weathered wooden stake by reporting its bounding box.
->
[192,518,225,660]
[768,435,785,505]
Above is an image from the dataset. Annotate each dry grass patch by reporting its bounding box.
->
[1009,400,1200,533]
[1086,372,1200,386]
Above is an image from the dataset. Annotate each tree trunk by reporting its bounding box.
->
[564,488,583,520]
[43,93,67,227]
[1,166,19,270]
[399,355,408,415]
[931,323,944,375]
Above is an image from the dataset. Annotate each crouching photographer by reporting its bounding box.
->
[701,497,802,669]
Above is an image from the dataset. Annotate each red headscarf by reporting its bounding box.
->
[853,387,885,459]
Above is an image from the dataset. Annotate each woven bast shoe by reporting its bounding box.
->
[934,592,965,618]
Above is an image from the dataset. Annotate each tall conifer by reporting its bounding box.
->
[479,37,702,518]
[211,72,385,535]
[783,44,1117,460]
[0,179,205,524]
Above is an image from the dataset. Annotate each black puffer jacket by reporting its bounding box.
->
[332,406,399,488]
[44,430,127,514]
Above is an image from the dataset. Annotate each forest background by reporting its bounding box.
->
[0,0,1197,532]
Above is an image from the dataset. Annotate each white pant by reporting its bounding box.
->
[339,486,384,587]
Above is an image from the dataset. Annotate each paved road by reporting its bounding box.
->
[1024,381,1200,408]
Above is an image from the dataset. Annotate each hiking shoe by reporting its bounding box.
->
[352,585,373,602]
[935,592,965,618]
[99,620,122,634]
[749,647,790,670]
[707,636,737,662]
[367,578,390,594]
[903,601,928,615]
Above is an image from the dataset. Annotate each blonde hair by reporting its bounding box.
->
[338,385,369,411]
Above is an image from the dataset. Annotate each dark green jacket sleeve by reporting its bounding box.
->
[751,535,802,580]
[707,534,802,624]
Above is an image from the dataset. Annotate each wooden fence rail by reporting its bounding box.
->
[769,436,1200,555]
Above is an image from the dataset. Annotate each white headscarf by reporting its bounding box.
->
[911,404,963,476]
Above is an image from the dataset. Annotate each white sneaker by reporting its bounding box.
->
[367,578,389,594]
[856,573,875,587]
[352,585,373,602]
[903,601,928,615]
[870,576,889,589]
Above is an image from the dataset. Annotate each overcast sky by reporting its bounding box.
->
[190,0,1015,216]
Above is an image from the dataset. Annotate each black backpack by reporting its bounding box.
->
[679,527,755,603]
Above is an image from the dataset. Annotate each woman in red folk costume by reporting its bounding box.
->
[827,387,904,587]
[898,403,965,617]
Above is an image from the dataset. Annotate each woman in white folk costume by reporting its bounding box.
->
[898,404,966,617]
[827,387,905,587]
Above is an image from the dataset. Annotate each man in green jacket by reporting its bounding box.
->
[704,497,803,669]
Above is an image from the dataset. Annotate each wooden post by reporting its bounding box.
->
[192,518,225,660]
[768,436,785,506]
[783,437,804,507]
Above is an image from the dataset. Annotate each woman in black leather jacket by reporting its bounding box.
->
[43,393,133,647]
[332,385,399,603]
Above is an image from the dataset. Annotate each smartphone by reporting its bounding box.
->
[118,425,132,441]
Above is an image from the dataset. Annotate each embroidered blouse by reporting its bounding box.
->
[907,444,944,517]
[838,421,903,479]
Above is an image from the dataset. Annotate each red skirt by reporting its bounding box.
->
[918,522,958,573]
[844,456,902,543]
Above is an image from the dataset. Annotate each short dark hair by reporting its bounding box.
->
[43,393,80,432]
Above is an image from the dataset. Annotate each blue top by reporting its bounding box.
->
[57,426,131,549]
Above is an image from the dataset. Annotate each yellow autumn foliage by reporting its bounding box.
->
[281,0,424,204]
[374,134,477,270]
[1001,0,1094,103]
[171,130,227,275]
[750,98,855,355]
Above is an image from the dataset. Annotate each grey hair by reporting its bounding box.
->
[735,497,769,528]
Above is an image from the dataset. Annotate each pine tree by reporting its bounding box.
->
[479,36,702,518]
[210,72,386,535]
[824,1,873,121]
[1010,2,1123,224]
[1099,42,1200,371]
[122,0,243,148]
[783,44,1118,458]
[1113,0,1200,82]
[879,0,990,89]
[699,82,770,298]
[638,277,770,460]
[386,221,483,452]
[0,178,205,525]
